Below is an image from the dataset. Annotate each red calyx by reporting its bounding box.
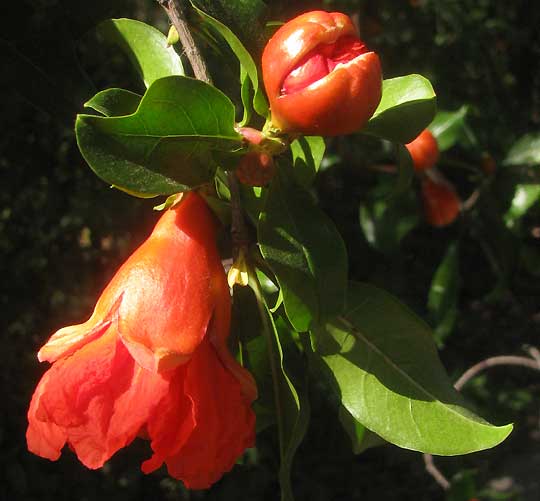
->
[282,36,368,95]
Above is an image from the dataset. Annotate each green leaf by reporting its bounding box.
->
[503,133,540,166]
[76,76,242,197]
[338,406,386,454]
[362,74,437,144]
[429,106,470,151]
[290,136,326,187]
[504,184,540,228]
[97,19,184,88]
[311,282,512,455]
[84,88,141,117]
[393,143,415,196]
[273,316,310,501]
[359,176,420,254]
[192,3,269,119]
[258,162,348,331]
[428,242,460,345]
[248,277,309,501]
[191,0,268,49]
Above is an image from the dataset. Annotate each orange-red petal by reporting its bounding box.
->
[143,339,256,490]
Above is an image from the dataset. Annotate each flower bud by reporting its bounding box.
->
[236,151,275,187]
[421,177,461,227]
[262,10,382,136]
[406,129,439,172]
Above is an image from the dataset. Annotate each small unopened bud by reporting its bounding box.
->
[227,249,249,288]
[167,25,179,47]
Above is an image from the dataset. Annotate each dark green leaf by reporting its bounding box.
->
[97,19,184,88]
[428,242,460,345]
[359,176,420,254]
[393,143,415,196]
[429,106,471,151]
[363,74,437,144]
[192,3,269,119]
[503,133,540,166]
[84,88,141,117]
[311,282,512,455]
[76,76,242,197]
[258,163,348,331]
[290,136,326,187]
[191,0,268,49]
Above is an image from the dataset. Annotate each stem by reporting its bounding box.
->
[424,350,540,490]
[454,354,540,392]
[157,1,249,256]
[227,171,250,258]
[156,0,212,83]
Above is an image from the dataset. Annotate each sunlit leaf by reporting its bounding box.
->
[76,76,241,197]
[84,88,141,117]
[98,19,184,88]
[311,282,512,455]
[290,136,326,186]
[363,74,437,144]
[503,133,540,166]
[429,106,472,151]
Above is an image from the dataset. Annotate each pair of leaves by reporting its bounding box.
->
[77,76,242,196]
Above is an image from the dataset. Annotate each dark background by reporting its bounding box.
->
[1,1,539,499]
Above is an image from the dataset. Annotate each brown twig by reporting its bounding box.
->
[454,354,540,391]
[156,0,211,84]
[157,0,250,255]
[423,454,450,490]
[423,350,540,490]
[227,171,250,256]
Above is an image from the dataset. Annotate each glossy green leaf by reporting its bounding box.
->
[504,184,540,228]
[76,76,242,197]
[290,136,326,187]
[503,133,540,166]
[98,19,184,88]
[429,106,470,151]
[192,3,269,119]
[363,74,437,144]
[311,282,512,455]
[428,242,460,345]
[84,88,141,117]
[258,163,348,332]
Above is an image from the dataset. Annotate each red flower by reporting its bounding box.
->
[406,129,439,172]
[27,192,257,490]
[262,11,382,136]
[421,177,461,227]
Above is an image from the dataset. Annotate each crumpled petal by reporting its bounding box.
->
[28,328,171,469]
[143,338,256,490]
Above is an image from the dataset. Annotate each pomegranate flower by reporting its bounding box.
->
[27,192,256,490]
[421,177,461,227]
[406,129,440,172]
[262,10,382,136]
